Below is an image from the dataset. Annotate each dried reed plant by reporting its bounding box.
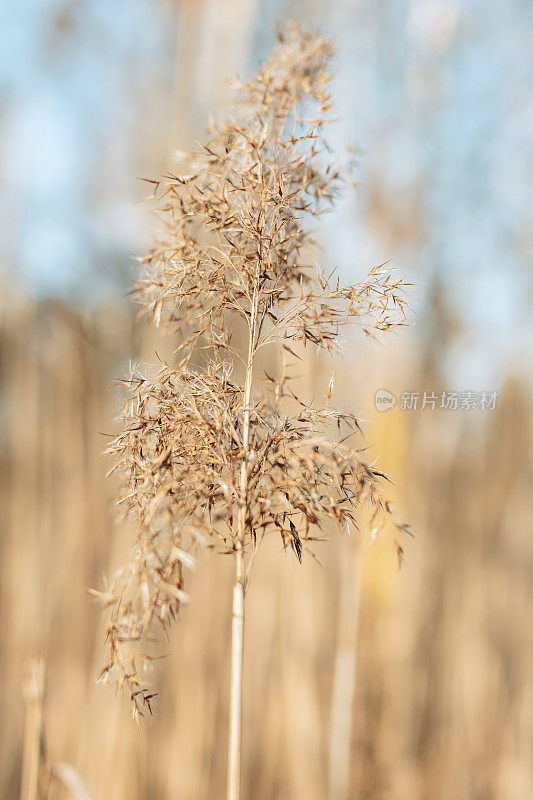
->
[97,23,409,800]
[20,659,93,800]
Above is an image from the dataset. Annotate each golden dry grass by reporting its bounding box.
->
[99,28,409,738]
[1,297,532,799]
[2,9,531,800]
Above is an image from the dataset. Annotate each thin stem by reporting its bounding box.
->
[20,659,46,800]
[327,544,362,800]
[227,556,245,800]
[227,278,260,800]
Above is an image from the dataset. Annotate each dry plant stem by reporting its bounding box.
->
[327,548,362,800]
[20,659,46,800]
[228,564,245,800]
[98,22,410,770]
[228,280,259,800]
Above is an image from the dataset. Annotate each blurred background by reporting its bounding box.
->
[1,1,532,799]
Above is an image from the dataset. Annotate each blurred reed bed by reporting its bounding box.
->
[1,296,532,800]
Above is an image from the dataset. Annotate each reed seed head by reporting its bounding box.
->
[97,22,409,720]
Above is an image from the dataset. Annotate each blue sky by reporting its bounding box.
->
[1,0,531,385]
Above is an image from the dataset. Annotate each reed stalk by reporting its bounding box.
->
[227,278,259,800]
[20,659,45,800]
[97,23,409,798]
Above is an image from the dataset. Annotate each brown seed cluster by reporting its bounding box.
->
[97,23,410,720]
